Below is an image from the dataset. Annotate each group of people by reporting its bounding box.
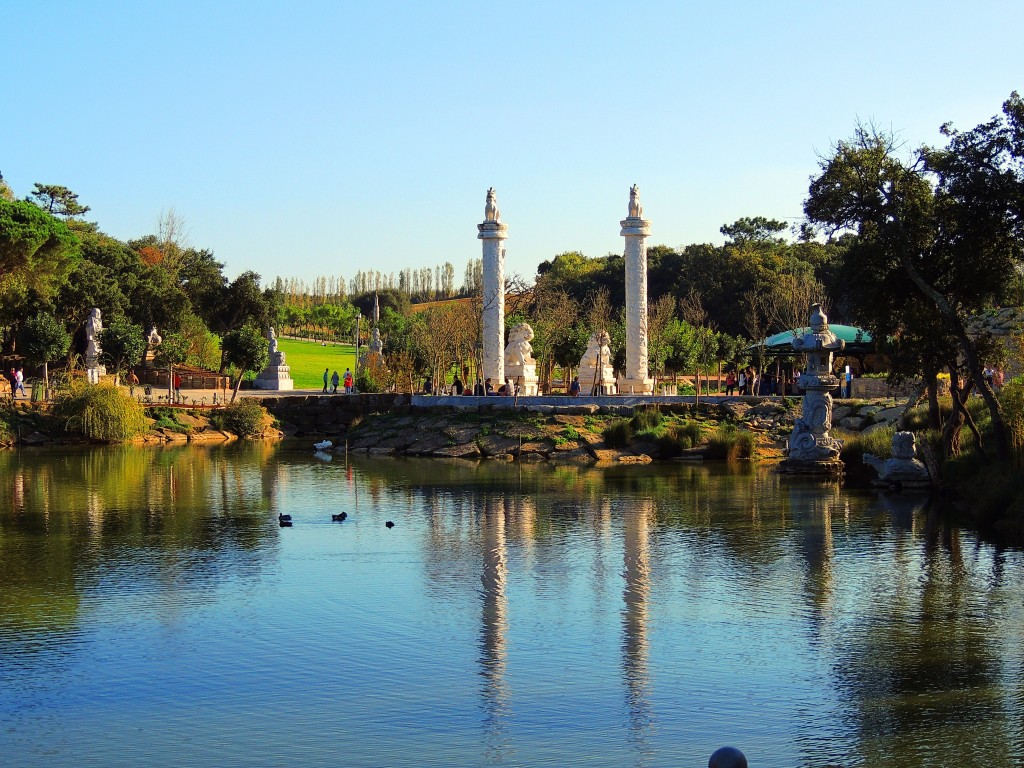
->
[7,367,26,398]
[983,365,1005,393]
[324,367,354,394]
[724,367,761,396]
[423,374,519,397]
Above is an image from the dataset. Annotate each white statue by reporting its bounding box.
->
[369,327,383,354]
[863,432,932,488]
[484,187,501,223]
[578,329,615,395]
[266,325,286,366]
[147,325,162,347]
[504,323,535,368]
[85,308,103,367]
[628,184,643,219]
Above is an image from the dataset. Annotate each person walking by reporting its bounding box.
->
[343,368,353,394]
[173,372,182,403]
[331,370,340,394]
[14,367,27,398]
[725,370,736,396]
[322,367,330,394]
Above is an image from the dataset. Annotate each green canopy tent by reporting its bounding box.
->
[753,324,874,356]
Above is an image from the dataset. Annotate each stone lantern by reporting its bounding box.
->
[780,303,845,474]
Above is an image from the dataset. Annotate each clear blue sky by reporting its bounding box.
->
[4,1,1022,287]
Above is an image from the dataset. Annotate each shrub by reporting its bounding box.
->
[53,382,148,442]
[602,419,633,448]
[563,425,580,440]
[654,422,703,458]
[999,377,1024,470]
[838,425,896,466]
[0,402,16,442]
[149,407,193,433]
[630,409,663,432]
[704,424,757,461]
[213,399,268,438]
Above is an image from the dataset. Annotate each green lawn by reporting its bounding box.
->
[278,338,357,389]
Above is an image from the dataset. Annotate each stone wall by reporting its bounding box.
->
[851,377,950,399]
[254,393,412,436]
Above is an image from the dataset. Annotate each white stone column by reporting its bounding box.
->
[478,188,508,389]
[618,186,654,395]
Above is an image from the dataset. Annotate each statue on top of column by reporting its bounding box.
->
[484,187,501,223]
[628,184,643,219]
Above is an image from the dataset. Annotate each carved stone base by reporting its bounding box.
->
[86,366,106,384]
[504,365,539,396]
[616,376,654,396]
[254,365,294,391]
[578,367,616,395]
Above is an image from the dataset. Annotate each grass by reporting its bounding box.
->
[277,338,357,389]
[704,424,757,461]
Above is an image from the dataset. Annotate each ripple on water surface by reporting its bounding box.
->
[1,448,1023,767]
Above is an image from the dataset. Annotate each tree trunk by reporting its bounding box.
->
[231,372,243,403]
[926,374,941,430]
[898,251,1009,460]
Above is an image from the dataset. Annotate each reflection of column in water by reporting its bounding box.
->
[87,490,103,537]
[13,467,25,511]
[479,495,510,759]
[622,499,654,745]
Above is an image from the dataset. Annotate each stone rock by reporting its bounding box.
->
[832,406,853,422]
[592,448,629,463]
[549,447,593,463]
[553,440,581,452]
[721,401,752,420]
[406,432,454,455]
[517,441,550,456]
[619,454,652,464]
[839,416,866,431]
[432,443,481,458]
[875,406,905,424]
[477,434,521,457]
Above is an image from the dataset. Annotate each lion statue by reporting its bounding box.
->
[628,184,643,218]
[504,322,535,368]
[484,187,501,223]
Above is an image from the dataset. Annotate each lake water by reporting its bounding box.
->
[1,444,1022,767]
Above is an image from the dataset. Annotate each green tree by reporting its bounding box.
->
[0,199,80,347]
[20,312,71,388]
[99,316,146,383]
[719,216,787,245]
[221,325,269,402]
[29,183,91,219]
[805,93,1024,460]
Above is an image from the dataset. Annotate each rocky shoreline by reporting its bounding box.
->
[1,395,914,462]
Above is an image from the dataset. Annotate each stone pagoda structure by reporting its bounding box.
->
[780,304,845,475]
